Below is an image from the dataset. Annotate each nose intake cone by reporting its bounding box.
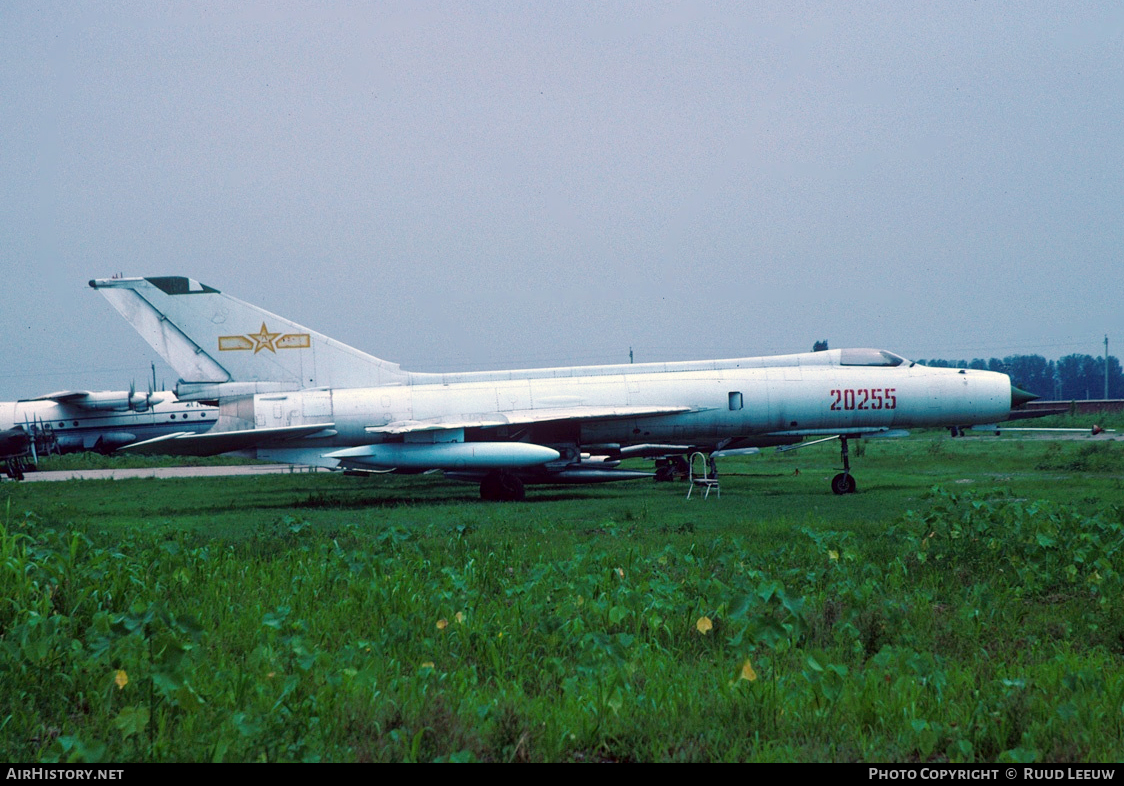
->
[1011,386,1039,408]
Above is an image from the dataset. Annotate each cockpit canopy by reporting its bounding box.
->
[838,349,909,367]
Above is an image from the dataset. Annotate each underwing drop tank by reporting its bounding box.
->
[325,442,560,470]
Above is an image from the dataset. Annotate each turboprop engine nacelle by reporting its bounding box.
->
[74,391,171,412]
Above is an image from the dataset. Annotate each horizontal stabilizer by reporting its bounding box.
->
[120,423,336,456]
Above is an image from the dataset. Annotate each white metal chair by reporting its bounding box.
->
[686,451,720,499]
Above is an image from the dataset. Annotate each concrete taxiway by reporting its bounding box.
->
[18,464,325,482]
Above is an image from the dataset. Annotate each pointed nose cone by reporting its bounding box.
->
[1011,386,1039,408]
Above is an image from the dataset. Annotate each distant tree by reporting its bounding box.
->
[913,352,1120,400]
[813,340,829,352]
[1108,356,1124,398]
[1056,355,1083,399]
[1056,354,1102,400]
[1003,355,1055,400]
[1082,355,1105,399]
[1080,354,1124,398]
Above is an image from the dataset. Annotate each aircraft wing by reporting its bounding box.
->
[119,423,336,456]
[26,390,95,403]
[365,405,697,435]
[23,390,171,410]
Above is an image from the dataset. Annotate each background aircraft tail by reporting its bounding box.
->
[91,276,408,394]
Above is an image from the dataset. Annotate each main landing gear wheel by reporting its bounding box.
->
[831,473,856,495]
[480,471,526,502]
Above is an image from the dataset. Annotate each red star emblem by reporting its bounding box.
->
[248,322,281,353]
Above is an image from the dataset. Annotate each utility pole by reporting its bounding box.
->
[1105,335,1110,399]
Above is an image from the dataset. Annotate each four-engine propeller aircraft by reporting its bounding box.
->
[0,388,218,478]
[90,276,1038,500]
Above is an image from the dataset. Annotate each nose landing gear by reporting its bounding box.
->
[830,436,857,495]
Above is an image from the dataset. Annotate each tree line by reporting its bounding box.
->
[915,354,1124,400]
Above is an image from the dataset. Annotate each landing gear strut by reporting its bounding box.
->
[4,458,26,481]
[480,471,525,502]
[654,455,690,482]
[830,437,857,495]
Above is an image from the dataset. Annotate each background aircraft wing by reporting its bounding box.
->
[23,389,172,410]
[119,423,336,456]
[364,405,698,435]
[25,390,94,403]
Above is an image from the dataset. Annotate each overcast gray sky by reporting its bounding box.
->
[1,1,1121,399]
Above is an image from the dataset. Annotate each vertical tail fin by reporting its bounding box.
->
[90,276,408,392]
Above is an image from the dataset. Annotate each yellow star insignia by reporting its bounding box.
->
[248,322,281,354]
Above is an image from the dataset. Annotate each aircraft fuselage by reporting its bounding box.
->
[243,358,1012,465]
[0,397,218,455]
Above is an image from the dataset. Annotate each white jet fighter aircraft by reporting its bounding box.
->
[90,276,1037,500]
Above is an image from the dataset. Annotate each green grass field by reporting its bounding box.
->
[2,432,1123,762]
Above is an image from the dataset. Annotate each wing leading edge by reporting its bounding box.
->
[365,404,698,435]
[119,423,337,456]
